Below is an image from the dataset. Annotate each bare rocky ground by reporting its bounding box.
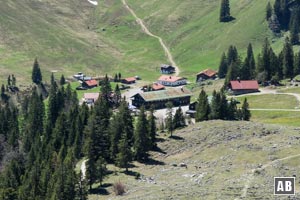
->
[89,120,300,200]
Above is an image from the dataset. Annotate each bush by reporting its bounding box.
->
[113,181,126,195]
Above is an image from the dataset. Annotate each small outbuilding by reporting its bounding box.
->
[228,80,259,95]
[122,77,136,84]
[82,79,98,88]
[160,64,175,74]
[196,69,217,82]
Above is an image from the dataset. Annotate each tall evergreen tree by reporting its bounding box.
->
[195,89,210,122]
[173,107,185,129]
[241,98,251,121]
[116,134,132,172]
[60,74,66,85]
[32,58,42,84]
[218,52,228,78]
[100,74,112,103]
[282,37,294,79]
[148,107,157,149]
[209,90,221,120]
[165,102,174,137]
[220,0,232,22]
[227,45,238,65]
[266,1,273,20]
[242,43,256,80]
[133,106,150,161]
[294,50,300,76]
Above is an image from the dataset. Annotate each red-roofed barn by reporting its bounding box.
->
[229,80,259,95]
[82,79,98,88]
[122,77,136,84]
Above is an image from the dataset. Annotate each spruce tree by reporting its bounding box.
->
[209,90,221,120]
[173,107,185,129]
[242,43,256,80]
[60,74,66,85]
[100,74,112,103]
[95,157,107,186]
[133,106,149,161]
[219,90,228,120]
[266,2,273,20]
[241,98,251,121]
[195,89,210,122]
[218,53,228,78]
[220,0,232,22]
[32,58,42,84]
[282,37,294,79]
[148,107,157,149]
[227,45,238,65]
[116,134,132,172]
[165,102,174,137]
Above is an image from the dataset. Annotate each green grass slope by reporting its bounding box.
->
[0,0,291,84]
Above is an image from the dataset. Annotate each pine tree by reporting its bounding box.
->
[219,90,228,120]
[227,98,238,120]
[60,74,66,85]
[100,74,112,103]
[165,102,174,137]
[209,90,221,119]
[11,74,16,86]
[173,107,185,129]
[227,45,238,65]
[116,134,132,172]
[7,75,11,86]
[32,58,42,84]
[242,43,256,80]
[282,37,294,79]
[95,157,107,186]
[218,53,228,78]
[241,98,251,121]
[133,106,149,161]
[220,0,232,22]
[266,2,273,20]
[148,107,157,149]
[195,89,210,122]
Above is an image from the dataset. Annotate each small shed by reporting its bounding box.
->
[122,77,136,84]
[196,69,217,82]
[161,64,175,74]
[82,79,98,88]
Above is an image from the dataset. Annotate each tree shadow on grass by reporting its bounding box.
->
[170,135,184,140]
[121,170,141,179]
[152,145,167,154]
[90,184,112,195]
[139,157,165,166]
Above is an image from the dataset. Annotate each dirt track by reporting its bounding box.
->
[121,0,180,76]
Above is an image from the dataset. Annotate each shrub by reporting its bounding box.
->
[113,181,126,195]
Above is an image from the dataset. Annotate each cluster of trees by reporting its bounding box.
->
[113,73,122,82]
[85,100,157,188]
[195,89,251,122]
[266,0,300,44]
[163,103,186,137]
[219,37,300,84]
[219,0,234,22]
[0,59,158,199]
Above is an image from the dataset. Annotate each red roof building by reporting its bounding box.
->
[196,69,217,82]
[142,83,165,92]
[229,80,259,95]
[84,93,99,104]
[157,75,187,86]
[83,79,98,88]
[122,77,136,84]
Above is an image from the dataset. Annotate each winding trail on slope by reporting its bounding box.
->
[121,0,180,76]
[237,153,300,199]
[81,159,87,180]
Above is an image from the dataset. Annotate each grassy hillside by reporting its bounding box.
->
[89,120,300,199]
[1,0,296,84]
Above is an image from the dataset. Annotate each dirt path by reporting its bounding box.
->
[121,0,180,76]
[81,159,87,179]
[237,153,300,199]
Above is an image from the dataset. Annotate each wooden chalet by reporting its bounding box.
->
[157,75,187,87]
[196,69,217,82]
[122,77,136,84]
[82,79,98,88]
[229,80,259,95]
[131,88,192,109]
[160,64,175,74]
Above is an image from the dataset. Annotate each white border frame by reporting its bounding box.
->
[274,177,295,196]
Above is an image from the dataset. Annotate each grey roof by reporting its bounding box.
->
[132,88,192,102]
